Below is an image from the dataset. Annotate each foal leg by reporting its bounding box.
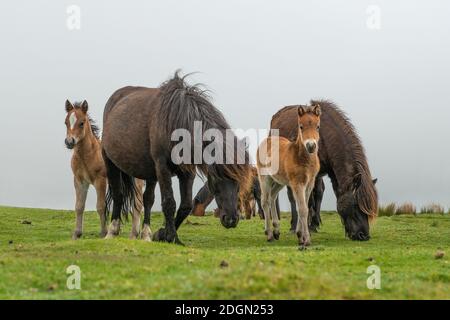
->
[141,180,157,241]
[153,160,178,244]
[130,179,144,239]
[292,184,311,249]
[287,186,298,233]
[93,178,108,238]
[259,175,274,241]
[73,178,89,239]
[270,184,284,240]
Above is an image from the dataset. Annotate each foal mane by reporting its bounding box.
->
[311,99,378,220]
[158,71,253,193]
[72,102,100,140]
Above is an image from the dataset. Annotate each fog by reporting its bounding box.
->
[1,0,449,212]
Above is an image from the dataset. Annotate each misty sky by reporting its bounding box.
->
[1,0,449,212]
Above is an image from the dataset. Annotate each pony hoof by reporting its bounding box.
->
[174,236,185,246]
[267,235,275,242]
[72,231,82,240]
[104,232,116,239]
[129,233,139,240]
[299,239,311,248]
[141,234,152,242]
[273,230,280,240]
[152,228,166,242]
[99,230,108,238]
[298,245,308,251]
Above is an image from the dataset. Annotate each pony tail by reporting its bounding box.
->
[104,151,142,222]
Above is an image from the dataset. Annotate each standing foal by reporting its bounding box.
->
[257,104,321,248]
[64,100,144,239]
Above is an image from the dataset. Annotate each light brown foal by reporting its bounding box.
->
[257,104,321,249]
[64,100,144,240]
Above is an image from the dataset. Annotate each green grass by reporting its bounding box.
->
[0,206,449,300]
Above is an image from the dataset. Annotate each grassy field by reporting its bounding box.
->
[0,206,448,299]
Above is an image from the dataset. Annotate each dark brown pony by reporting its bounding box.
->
[101,71,252,244]
[271,100,378,240]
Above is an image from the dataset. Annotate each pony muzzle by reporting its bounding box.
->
[220,213,239,229]
[305,140,317,153]
[65,137,76,149]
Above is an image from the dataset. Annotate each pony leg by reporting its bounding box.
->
[287,186,298,233]
[292,184,311,248]
[309,176,324,232]
[130,179,144,239]
[73,178,89,239]
[174,172,195,230]
[253,178,265,219]
[94,178,108,238]
[153,160,178,244]
[141,179,157,241]
[104,153,123,239]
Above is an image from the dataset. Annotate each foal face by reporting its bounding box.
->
[297,105,321,154]
[64,100,89,149]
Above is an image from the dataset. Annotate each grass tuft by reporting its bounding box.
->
[420,203,445,215]
[396,202,417,215]
[378,202,396,217]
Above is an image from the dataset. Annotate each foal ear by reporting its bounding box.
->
[65,100,74,113]
[298,106,306,117]
[313,104,322,116]
[80,100,89,113]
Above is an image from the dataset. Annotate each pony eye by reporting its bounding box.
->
[317,125,320,131]
[79,122,84,128]
[299,124,304,130]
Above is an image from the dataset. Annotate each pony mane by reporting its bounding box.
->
[72,102,100,139]
[158,71,253,194]
[311,99,378,220]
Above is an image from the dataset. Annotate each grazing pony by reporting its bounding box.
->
[191,184,215,216]
[257,105,321,248]
[238,167,264,219]
[271,100,378,240]
[191,168,266,220]
[64,100,144,240]
[101,71,253,244]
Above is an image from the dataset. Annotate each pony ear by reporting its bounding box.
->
[313,104,321,116]
[65,100,74,113]
[298,106,306,117]
[372,178,378,185]
[353,173,362,190]
[80,100,89,113]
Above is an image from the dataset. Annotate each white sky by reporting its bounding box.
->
[1,0,449,211]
